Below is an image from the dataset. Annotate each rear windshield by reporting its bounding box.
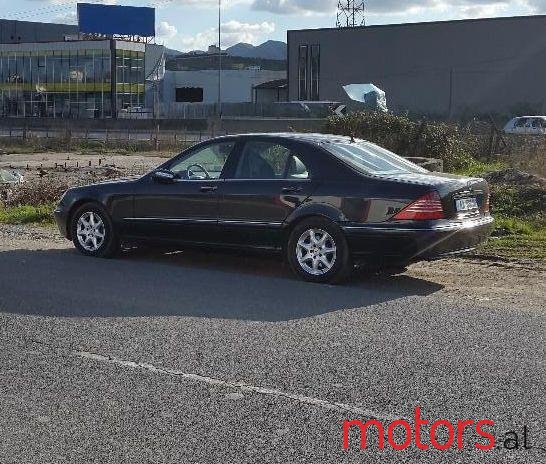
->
[324,140,428,175]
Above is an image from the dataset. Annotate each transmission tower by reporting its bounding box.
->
[336,1,366,28]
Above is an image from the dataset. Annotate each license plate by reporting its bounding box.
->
[455,197,479,212]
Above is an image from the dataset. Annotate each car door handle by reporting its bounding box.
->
[282,186,303,193]
[200,186,218,193]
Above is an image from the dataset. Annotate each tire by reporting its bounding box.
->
[70,202,120,258]
[287,217,353,284]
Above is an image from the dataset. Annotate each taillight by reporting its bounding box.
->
[392,191,445,221]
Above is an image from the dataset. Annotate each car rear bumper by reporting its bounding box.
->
[342,216,494,265]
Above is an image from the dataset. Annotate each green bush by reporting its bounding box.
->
[490,184,545,221]
[324,111,475,171]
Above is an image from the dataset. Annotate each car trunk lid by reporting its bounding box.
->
[382,172,490,219]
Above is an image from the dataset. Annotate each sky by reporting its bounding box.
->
[1,0,545,51]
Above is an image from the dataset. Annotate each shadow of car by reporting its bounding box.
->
[0,248,443,321]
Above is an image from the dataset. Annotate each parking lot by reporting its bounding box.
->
[0,224,544,463]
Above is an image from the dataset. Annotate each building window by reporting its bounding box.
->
[310,45,320,101]
[175,87,204,103]
[298,45,308,101]
[298,44,320,101]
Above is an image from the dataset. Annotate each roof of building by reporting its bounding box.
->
[288,13,546,34]
[0,18,77,44]
[253,79,288,90]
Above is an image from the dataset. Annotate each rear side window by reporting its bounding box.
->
[325,140,427,175]
[234,141,309,180]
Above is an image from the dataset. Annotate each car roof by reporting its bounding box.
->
[220,132,360,145]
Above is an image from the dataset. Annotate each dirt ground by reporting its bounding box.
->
[1,223,544,312]
[0,150,173,184]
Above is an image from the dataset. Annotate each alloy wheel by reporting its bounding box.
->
[296,228,337,276]
[76,211,106,252]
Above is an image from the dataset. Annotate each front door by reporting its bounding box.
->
[128,140,237,244]
[218,138,315,249]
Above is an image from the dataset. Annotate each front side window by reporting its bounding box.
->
[234,142,309,180]
[170,141,235,180]
[326,140,428,175]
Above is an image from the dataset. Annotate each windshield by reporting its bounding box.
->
[324,140,428,175]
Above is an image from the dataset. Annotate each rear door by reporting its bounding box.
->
[218,137,316,248]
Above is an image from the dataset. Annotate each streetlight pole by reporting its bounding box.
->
[217,0,222,118]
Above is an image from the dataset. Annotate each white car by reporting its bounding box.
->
[504,116,546,135]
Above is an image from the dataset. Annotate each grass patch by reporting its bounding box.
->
[454,160,508,177]
[482,216,546,259]
[0,204,55,225]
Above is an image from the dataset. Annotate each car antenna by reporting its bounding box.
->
[350,132,356,143]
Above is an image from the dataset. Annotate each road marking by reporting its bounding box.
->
[74,350,402,421]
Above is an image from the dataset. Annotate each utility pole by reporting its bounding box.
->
[218,0,222,118]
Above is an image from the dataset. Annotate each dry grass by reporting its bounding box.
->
[504,135,546,178]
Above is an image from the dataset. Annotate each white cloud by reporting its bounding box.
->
[250,1,520,17]
[181,20,275,51]
[152,0,250,9]
[251,0,336,15]
[522,0,546,13]
[156,20,178,45]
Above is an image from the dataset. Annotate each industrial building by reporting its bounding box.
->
[161,49,287,115]
[0,39,156,118]
[0,18,77,44]
[163,69,285,105]
[0,5,163,119]
[0,11,285,119]
[288,15,546,118]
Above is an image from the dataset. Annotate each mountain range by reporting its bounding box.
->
[165,40,287,61]
[226,40,287,60]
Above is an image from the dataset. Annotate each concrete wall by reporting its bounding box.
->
[221,117,324,134]
[254,87,288,103]
[288,15,546,118]
[162,69,286,105]
[0,19,77,44]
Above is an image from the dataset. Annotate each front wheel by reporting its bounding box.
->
[287,217,353,284]
[70,203,120,258]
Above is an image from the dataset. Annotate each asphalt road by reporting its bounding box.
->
[0,244,544,463]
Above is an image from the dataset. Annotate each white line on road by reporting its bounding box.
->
[74,350,402,421]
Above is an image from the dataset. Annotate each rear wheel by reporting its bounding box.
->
[287,217,353,284]
[70,203,119,258]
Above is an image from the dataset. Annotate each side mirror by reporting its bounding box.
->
[152,170,176,183]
